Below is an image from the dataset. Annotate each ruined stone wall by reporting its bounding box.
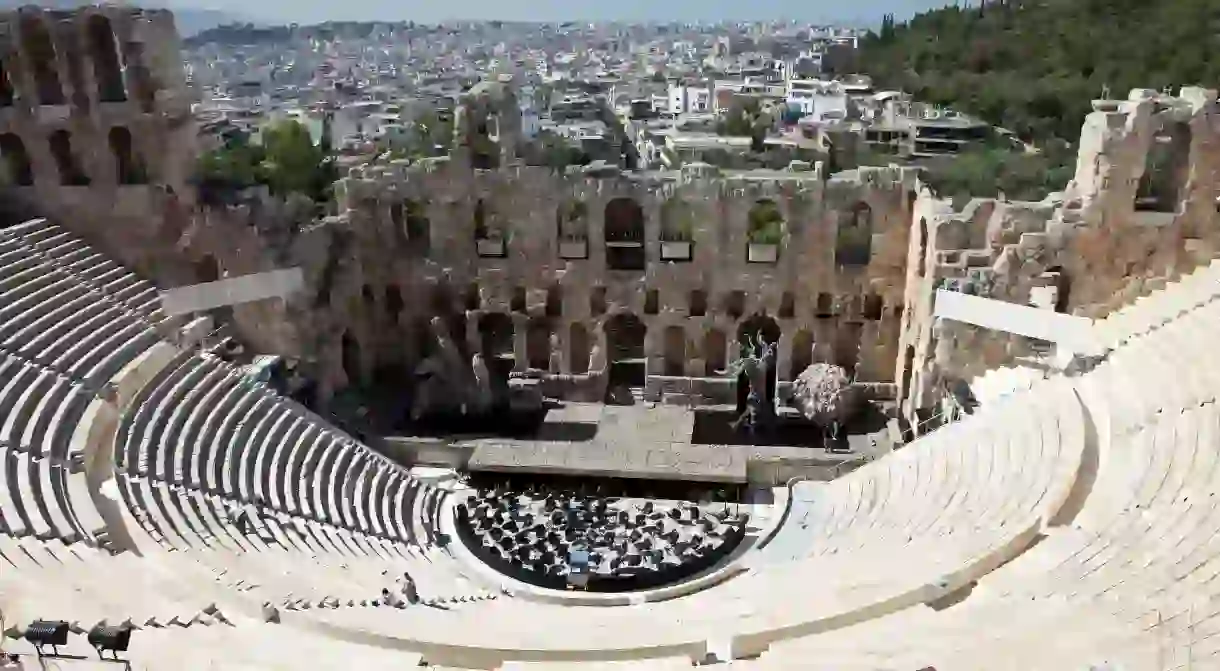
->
[897,86,1220,427]
[0,5,197,289]
[300,158,920,402]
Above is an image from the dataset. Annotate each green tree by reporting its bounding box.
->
[260,120,331,199]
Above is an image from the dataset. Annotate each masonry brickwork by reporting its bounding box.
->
[3,6,1218,426]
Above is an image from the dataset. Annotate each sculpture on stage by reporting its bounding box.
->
[411,316,502,420]
[719,333,777,435]
[410,316,542,425]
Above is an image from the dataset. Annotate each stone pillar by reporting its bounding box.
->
[776,330,794,381]
[465,309,481,356]
[685,322,703,377]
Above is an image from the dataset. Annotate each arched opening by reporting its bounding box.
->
[20,15,64,105]
[779,291,795,319]
[0,134,33,186]
[473,197,505,256]
[473,198,488,238]
[663,325,685,376]
[49,130,87,185]
[569,322,590,374]
[736,314,781,411]
[659,199,694,242]
[526,317,552,370]
[603,312,646,393]
[108,126,144,184]
[790,329,814,380]
[689,290,707,317]
[194,254,220,283]
[589,286,607,316]
[398,199,430,252]
[430,282,454,315]
[510,286,526,313]
[557,200,588,241]
[836,202,873,267]
[116,37,154,112]
[917,218,928,278]
[545,285,562,317]
[86,14,125,103]
[479,312,515,378]
[704,329,727,375]
[746,199,784,262]
[0,60,14,107]
[604,197,645,270]
[341,331,362,388]
[385,285,404,322]
[724,290,746,321]
[1135,121,1191,213]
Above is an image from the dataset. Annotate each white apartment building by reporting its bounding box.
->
[668,83,711,114]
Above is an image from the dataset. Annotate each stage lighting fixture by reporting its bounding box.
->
[24,620,68,656]
[87,624,132,660]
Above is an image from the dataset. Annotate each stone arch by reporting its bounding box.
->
[341,330,362,387]
[1135,120,1191,213]
[604,197,645,270]
[662,325,685,376]
[704,328,727,375]
[385,285,404,321]
[526,317,552,370]
[836,202,873,266]
[108,126,144,184]
[545,284,562,317]
[557,199,588,241]
[569,322,590,374]
[20,14,64,105]
[48,129,86,185]
[396,198,430,250]
[0,134,33,186]
[746,198,784,244]
[737,313,781,347]
[473,198,491,238]
[86,14,125,103]
[660,198,694,241]
[790,329,814,379]
[119,37,155,113]
[603,311,646,390]
[0,59,14,107]
[737,313,781,407]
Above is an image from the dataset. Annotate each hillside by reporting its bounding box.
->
[857,0,1220,145]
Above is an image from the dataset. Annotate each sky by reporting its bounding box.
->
[160,0,957,28]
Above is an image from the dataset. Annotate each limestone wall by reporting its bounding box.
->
[302,158,919,402]
[897,87,1220,428]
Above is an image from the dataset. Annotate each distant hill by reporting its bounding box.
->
[0,0,252,35]
[857,0,1220,145]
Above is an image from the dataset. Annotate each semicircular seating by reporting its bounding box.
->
[4,214,1220,670]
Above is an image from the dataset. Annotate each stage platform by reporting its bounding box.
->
[385,403,876,484]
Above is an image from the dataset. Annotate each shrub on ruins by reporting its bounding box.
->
[919,146,1075,204]
[195,120,336,205]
